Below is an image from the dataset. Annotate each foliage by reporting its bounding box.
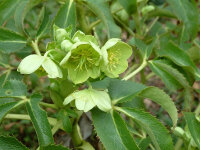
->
[0,0,200,149]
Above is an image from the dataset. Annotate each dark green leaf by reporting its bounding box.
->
[112,111,139,150]
[108,79,146,103]
[92,108,132,150]
[86,0,121,38]
[0,0,21,25]
[0,101,24,123]
[130,37,157,59]
[157,41,200,79]
[184,112,200,149]
[14,0,42,34]
[26,94,54,147]
[118,107,174,150]
[0,80,27,98]
[117,0,137,14]
[14,0,28,34]
[93,78,146,103]
[0,28,26,53]
[149,60,190,91]
[54,0,76,34]
[166,0,198,39]
[36,8,51,39]
[139,87,178,126]
[0,136,28,150]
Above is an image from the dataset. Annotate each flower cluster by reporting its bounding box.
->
[17,26,132,112]
[18,26,132,84]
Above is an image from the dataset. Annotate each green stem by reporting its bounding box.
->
[124,64,139,77]
[77,3,89,33]
[123,60,147,81]
[51,120,63,135]
[113,15,135,36]
[39,102,58,110]
[5,114,58,126]
[31,40,41,56]
[195,103,200,116]
[88,7,124,32]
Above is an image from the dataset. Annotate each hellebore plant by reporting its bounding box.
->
[1,0,200,149]
[17,26,132,113]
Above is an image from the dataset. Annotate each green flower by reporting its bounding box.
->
[63,89,112,112]
[53,25,72,43]
[61,40,73,52]
[18,54,63,78]
[72,30,98,45]
[101,38,132,78]
[60,41,101,84]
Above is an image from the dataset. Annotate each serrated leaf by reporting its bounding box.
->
[139,87,178,127]
[118,107,174,150]
[54,0,76,34]
[0,101,24,123]
[26,94,54,147]
[0,136,28,150]
[91,108,132,150]
[0,28,26,53]
[149,60,190,91]
[166,0,198,39]
[117,0,137,14]
[0,80,27,98]
[112,111,139,150]
[36,8,51,39]
[157,41,200,79]
[85,0,121,38]
[184,112,200,149]
[0,0,21,25]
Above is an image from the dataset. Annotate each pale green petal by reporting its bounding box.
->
[101,38,120,50]
[67,42,101,84]
[55,28,68,42]
[60,51,71,66]
[101,40,132,78]
[63,95,75,105]
[42,57,63,78]
[90,90,112,112]
[88,66,100,79]
[75,98,86,111]
[61,40,73,52]
[72,31,98,45]
[72,30,85,42]
[17,54,44,74]
[68,63,89,84]
[75,98,95,112]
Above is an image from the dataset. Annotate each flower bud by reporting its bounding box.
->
[61,40,73,52]
[142,5,155,16]
[55,29,68,42]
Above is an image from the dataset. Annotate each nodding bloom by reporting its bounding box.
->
[63,88,112,112]
[17,53,63,78]
[60,31,102,84]
[101,38,132,78]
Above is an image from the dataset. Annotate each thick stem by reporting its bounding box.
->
[123,60,147,81]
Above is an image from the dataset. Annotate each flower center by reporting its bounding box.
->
[107,49,120,71]
[69,47,99,71]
